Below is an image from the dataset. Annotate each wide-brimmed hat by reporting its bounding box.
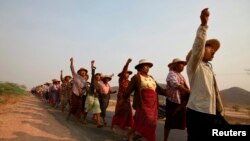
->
[52,79,60,83]
[168,58,187,68]
[44,82,50,85]
[206,39,220,52]
[101,74,113,81]
[64,75,72,81]
[117,71,133,77]
[186,38,220,62]
[77,67,88,74]
[135,59,153,70]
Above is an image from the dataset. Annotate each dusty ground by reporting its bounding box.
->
[2,93,248,141]
[0,94,126,141]
[0,94,188,141]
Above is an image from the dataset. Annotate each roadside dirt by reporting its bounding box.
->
[3,93,248,141]
[0,94,125,141]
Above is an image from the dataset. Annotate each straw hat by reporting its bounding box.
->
[77,67,88,74]
[52,79,60,83]
[44,82,50,85]
[206,39,220,52]
[101,74,113,81]
[186,38,220,62]
[135,59,153,70]
[64,75,72,81]
[168,58,187,68]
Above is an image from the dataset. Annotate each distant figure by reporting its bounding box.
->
[49,79,61,108]
[122,59,165,141]
[163,58,190,141]
[185,8,226,140]
[43,82,50,103]
[60,70,72,113]
[111,58,134,132]
[98,74,117,126]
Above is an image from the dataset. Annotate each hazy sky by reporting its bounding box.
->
[0,0,249,91]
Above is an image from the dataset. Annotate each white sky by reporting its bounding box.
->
[0,0,249,91]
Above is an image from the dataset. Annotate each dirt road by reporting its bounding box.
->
[0,94,187,141]
[0,94,124,141]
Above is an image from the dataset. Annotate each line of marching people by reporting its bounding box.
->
[31,8,228,141]
[31,57,168,141]
[31,79,61,108]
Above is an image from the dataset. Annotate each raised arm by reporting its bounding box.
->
[60,70,64,83]
[70,57,77,77]
[187,8,209,74]
[119,58,132,79]
[200,8,209,26]
[89,60,96,93]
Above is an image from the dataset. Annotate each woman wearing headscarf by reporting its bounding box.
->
[111,58,134,132]
[121,59,165,141]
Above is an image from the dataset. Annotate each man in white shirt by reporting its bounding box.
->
[186,8,225,140]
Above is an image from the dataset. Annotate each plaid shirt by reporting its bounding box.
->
[166,70,187,104]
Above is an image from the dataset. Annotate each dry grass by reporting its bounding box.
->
[224,106,250,125]
[225,116,250,125]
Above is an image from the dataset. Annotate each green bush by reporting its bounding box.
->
[0,82,27,96]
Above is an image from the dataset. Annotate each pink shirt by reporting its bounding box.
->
[99,82,111,94]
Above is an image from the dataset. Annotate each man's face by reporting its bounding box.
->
[203,45,215,62]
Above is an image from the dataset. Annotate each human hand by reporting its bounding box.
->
[91,60,95,69]
[70,57,73,62]
[200,8,209,26]
[127,58,132,64]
